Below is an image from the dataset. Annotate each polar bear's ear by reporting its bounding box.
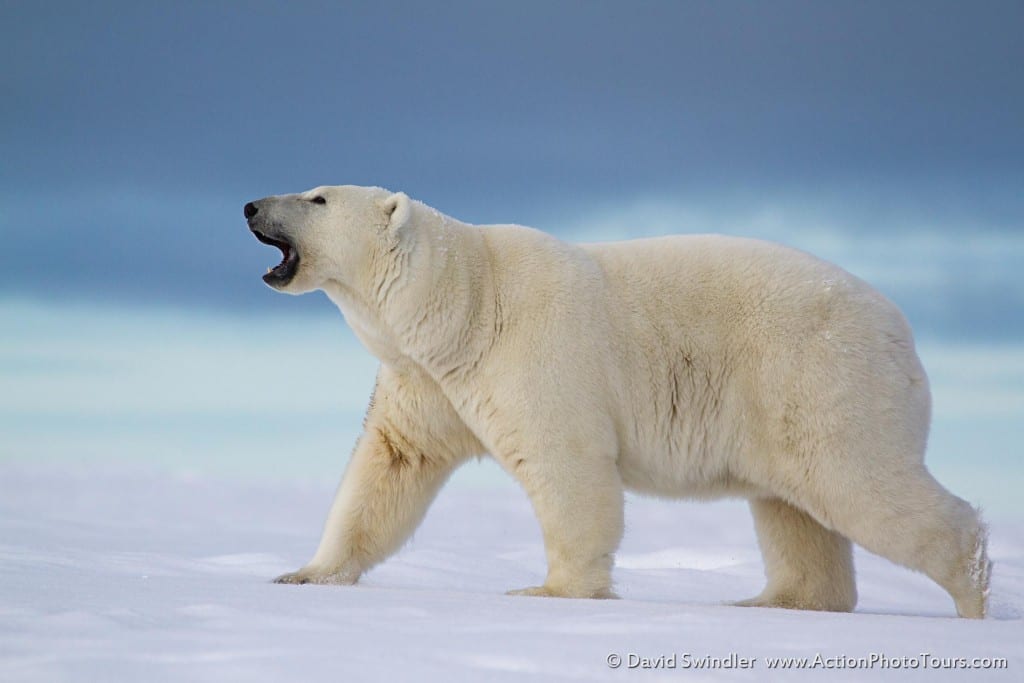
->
[380,192,411,234]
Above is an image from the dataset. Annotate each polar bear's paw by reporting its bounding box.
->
[731,594,796,609]
[506,585,556,597]
[272,566,359,586]
[273,569,315,584]
[506,585,618,599]
[731,591,855,613]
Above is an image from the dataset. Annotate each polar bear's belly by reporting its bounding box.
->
[612,387,761,500]
[615,441,759,499]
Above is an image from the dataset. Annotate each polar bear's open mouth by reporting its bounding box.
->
[252,229,299,286]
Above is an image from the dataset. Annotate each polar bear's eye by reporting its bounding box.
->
[311,196,327,205]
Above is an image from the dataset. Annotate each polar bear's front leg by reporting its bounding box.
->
[504,444,624,599]
[274,366,479,586]
[273,423,457,585]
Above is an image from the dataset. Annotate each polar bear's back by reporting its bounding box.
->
[576,234,929,495]
[581,232,925,391]
[581,233,910,352]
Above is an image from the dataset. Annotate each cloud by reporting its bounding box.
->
[3,186,1022,341]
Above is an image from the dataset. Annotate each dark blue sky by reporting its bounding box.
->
[3,1,1022,336]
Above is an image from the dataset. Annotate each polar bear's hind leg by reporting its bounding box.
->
[735,497,857,612]
[806,465,990,619]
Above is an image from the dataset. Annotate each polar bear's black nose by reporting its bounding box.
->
[244,202,259,219]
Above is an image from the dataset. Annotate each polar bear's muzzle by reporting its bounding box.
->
[245,199,301,288]
[250,227,300,288]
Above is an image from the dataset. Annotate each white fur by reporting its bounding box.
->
[250,185,989,617]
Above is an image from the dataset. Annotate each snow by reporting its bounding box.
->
[2,464,1021,682]
[2,300,1022,679]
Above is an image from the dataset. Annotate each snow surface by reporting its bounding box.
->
[1,464,1021,682]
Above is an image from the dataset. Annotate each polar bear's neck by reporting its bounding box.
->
[390,217,497,378]
[325,211,497,382]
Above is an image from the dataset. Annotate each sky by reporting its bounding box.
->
[1,2,1022,506]
[2,1,1022,332]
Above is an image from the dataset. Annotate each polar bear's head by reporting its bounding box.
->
[243,185,413,296]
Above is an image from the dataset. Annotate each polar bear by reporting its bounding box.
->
[244,185,990,618]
